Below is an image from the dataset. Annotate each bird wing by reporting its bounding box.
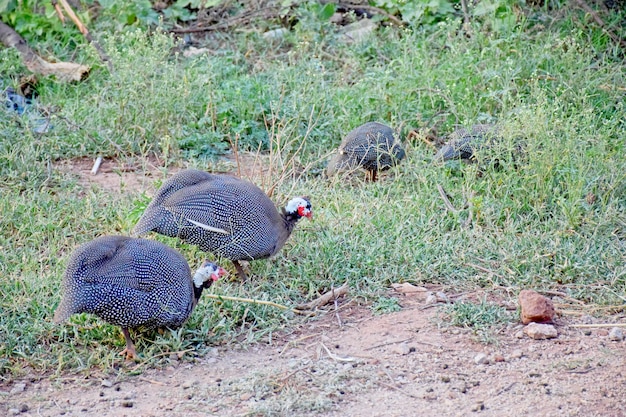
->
[161,184,245,235]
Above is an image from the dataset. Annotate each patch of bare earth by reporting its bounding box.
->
[3,294,625,417]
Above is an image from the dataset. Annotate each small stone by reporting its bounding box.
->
[121,401,133,408]
[394,343,411,355]
[514,330,525,339]
[206,357,217,364]
[493,354,505,363]
[436,291,450,303]
[441,375,451,383]
[10,383,26,394]
[19,404,29,412]
[582,329,592,336]
[597,329,609,337]
[524,323,558,340]
[182,381,194,389]
[425,292,438,305]
[608,327,624,341]
[8,408,20,416]
[471,402,485,412]
[474,353,490,365]
[240,392,254,401]
[101,379,113,388]
[519,289,555,324]
[510,350,524,359]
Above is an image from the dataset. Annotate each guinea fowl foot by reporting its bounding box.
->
[120,328,139,361]
[232,260,249,281]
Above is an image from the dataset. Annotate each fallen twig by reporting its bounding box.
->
[365,337,413,351]
[295,282,349,311]
[0,21,89,81]
[138,377,167,386]
[569,323,626,328]
[319,342,359,363]
[437,184,458,214]
[204,294,289,310]
[56,0,113,70]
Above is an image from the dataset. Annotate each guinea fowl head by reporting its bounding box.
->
[284,197,312,220]
[193,261,227,289]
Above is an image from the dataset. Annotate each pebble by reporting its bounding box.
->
[10,383,26,394]
[19,404,29,412]
[608,327,624,341]
[101,379,113,388]
[474,353,490,365]
[510,350,524,359]
[240,392,254,401]
[514,330,525,339]
[121,401,133,408]
[8,408,20,416]
[493,354,505,363]
[393,343,411,355]
[524,323,558,340]
[471,401,485,412]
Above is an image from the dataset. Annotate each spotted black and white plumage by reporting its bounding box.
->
[434,124,501,162]
[54,236,225,359]
[133,169,312,279]
[326,122,406,181]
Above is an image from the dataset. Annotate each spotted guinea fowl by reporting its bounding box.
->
[53,235,226,360]
[434,124,501,162]
[132,169,312,280]
[326,122,406,181]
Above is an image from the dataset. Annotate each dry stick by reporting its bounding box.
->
[56,0,113,71]
[335,2,404,27]
[171,7,282,34]
[539,290,586,305]
[279,334,319,356]
[437,184,458,214]
[570,323,626,328]
[295,282,350,311]
[138,377,167,386]
[464,262,504,279]
[365,337,413,351]
[204,294,290,310]
[319,342,359,363]
[0,22,89,82]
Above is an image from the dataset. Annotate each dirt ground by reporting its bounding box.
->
[2,295,626,417]
[2,157,624,417]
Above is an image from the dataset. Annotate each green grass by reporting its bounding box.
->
[1,4,625,379]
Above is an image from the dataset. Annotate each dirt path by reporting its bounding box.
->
[3,296,625,417]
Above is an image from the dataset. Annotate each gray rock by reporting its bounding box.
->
[9,383,26,394]
[474,353,490,365]
[608,327,624,341]
[101,379,113,388]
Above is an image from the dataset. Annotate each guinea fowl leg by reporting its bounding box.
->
[119,327,138,361]
[232,260,248,281]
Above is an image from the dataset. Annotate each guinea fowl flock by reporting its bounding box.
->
[54,121,499,359]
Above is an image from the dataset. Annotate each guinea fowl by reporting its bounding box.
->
[326,122,406,181]
[53,235,226,360]
[434,124,501,162]
[133,169,312,280]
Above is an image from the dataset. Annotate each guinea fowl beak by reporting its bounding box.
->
[298,206,312,219]
[213,266,227,282]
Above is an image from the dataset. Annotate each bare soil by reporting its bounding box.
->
[3,295,625,417]
[3,158,624,417]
